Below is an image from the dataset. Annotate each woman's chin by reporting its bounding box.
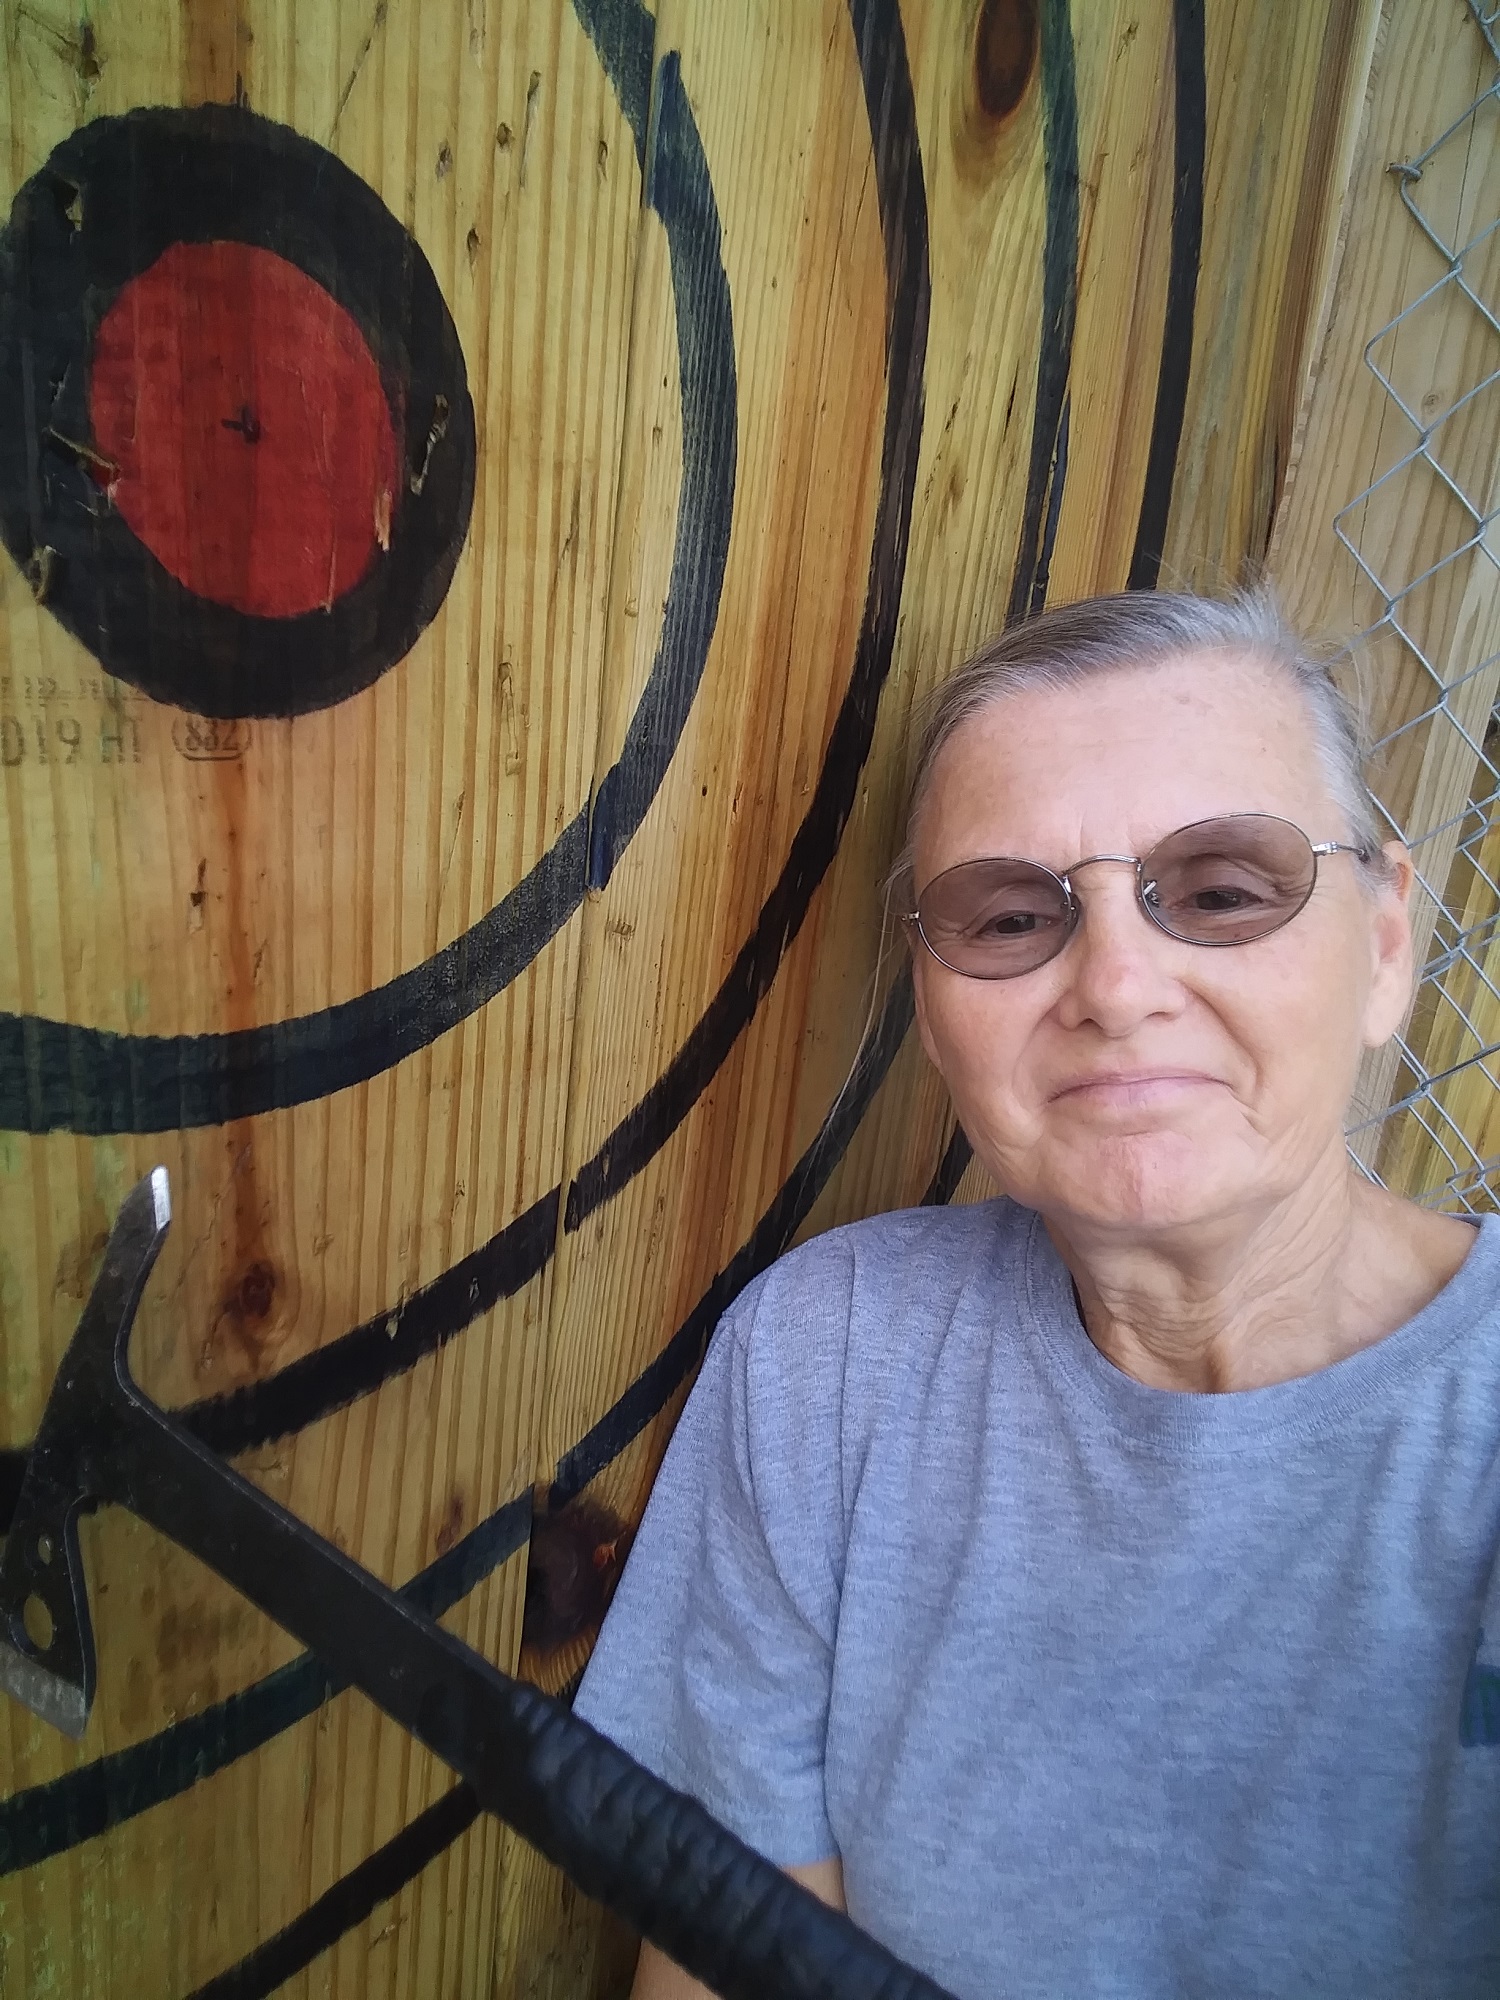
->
[1025,1131,1253,1236]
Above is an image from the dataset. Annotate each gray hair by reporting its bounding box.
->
[894,586,1387,890]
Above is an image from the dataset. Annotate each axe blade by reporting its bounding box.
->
[0,1583,92,1739]
[0,1167,171,1739]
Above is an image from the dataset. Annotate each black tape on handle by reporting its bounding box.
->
[489,1680,960,2000]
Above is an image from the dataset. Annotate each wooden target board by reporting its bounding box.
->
[0,1,1372,1994]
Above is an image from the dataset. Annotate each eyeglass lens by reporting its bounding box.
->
[913,815,1321,979]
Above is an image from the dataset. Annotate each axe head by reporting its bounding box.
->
[0,1168,171,1738]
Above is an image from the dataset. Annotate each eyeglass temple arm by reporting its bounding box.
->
[1312,840,1371,859]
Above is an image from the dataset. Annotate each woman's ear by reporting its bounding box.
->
[1361,840,1415,1049]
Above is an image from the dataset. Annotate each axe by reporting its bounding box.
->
[0,1169,957,2000]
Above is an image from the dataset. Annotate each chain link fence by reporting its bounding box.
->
[1338,0,1500,1213]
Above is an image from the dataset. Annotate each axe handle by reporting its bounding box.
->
[99,1391,955,2000]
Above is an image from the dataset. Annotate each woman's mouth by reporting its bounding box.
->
[1050,1070,1223,1109]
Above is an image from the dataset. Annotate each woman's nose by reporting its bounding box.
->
[1052,868,1187,1035]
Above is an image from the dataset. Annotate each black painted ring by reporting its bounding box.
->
[0,105,476,721]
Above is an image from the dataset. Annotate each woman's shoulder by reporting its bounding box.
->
[721,1195,1036,1380]
[700,1198,1037,1496]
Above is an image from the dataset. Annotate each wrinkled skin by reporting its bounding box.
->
[909,651,1474,1392]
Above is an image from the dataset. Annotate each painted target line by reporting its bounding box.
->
[0,104,475,721]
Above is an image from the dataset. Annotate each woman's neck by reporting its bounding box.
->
[1046,1163,1476,1393]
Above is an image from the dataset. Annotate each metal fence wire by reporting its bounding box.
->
[1339,0,1500,1214]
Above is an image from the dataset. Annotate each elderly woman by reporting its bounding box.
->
[574,590,1500,1999]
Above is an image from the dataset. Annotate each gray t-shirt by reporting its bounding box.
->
[574,1199,1500,1998]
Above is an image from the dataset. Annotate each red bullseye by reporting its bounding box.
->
[88,240,398,620]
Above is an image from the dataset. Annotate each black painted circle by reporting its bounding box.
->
[0,104,476,720]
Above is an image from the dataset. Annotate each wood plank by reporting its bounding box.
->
[0,0,646,1990]
[497,2,915,1986]
[1155,0,1373,584]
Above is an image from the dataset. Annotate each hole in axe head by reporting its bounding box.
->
[35,1532,54,1566]
[23,1593,54,1654]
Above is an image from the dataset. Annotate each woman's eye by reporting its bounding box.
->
[1155,861,1280,915]
[972,906,1060,939]
[1188,883,1262,912]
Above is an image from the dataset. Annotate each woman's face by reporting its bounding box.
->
[909,653,1414,1238]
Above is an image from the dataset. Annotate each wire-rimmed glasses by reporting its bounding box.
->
[902,814,1373,981]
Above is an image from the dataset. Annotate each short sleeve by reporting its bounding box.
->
[572,1257,852,1867]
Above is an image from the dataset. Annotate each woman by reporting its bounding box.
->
[574,590,1500,1998]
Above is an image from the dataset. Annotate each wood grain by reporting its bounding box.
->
[1154,0,1369,585]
